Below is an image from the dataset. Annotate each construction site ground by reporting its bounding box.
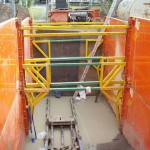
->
[0,3,30,23]
[25,96,132,150]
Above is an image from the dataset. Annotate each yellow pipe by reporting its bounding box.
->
[30,92,35,104]
[26,92,34,105]
[103,65,120,83]
[102,57,125,61]
[26,80,124,88]
[104,58,125,60]
[110,91,118,100]
[85,40,88,57]
[24,67,47,89]
[100,58,104,86]
[32,40,51,57]
[38,66,45,72]
[24,59,48,63]
[48,41,51,58]
[115,105,120,125]
[101,91,117,105]
[115,90,123,124]
[24,64,48,67]
[87,39,103,57]
[33,61,39,72]
[33,92,48,106]
[107,80,124,84]
[33,41,48,58]
[32,22,104,25]
[33,40,51,58]
[33,92,46,103]
[116,90,123,103]
[26,83,47,88]
[92,65,98,70]
[33,39,102,43]
[33,40,50,43]
[22,25,128,30]
[86,39,98,42]
[46,60,51,87]
[103,65,125,87]
[24,32,126,37]
[86,39,103,57]
[30,67,48,84]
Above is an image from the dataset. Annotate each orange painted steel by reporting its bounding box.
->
[103,17,150,149]
[49,11,68,22]
[21,18,33,134]
[29,18,33,59]
[23,18,32,60]
[0,18,26,149]
[49,8,100,22]
[0,94,26,150]
[103,18,127,56]
[89,8,101,22]
[121,17,150,150]
[22,18,33,84]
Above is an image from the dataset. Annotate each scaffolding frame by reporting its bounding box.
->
[22,20,127,123]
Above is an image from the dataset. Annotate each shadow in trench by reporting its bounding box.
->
[97,133,133,150]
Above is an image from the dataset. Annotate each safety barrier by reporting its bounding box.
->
[121,17,150,150]
[0,18,27,150]
[23,56,125,123]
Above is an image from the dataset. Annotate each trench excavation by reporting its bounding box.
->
[0,0,150,149]
[22,19,129,149]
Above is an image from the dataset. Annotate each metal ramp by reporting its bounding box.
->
[45,98,82,150]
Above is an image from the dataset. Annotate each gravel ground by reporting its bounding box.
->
[0,3,30,23]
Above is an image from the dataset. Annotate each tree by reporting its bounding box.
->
[21,0,33,7]
[100,0,122,16]
[100,0,108,15]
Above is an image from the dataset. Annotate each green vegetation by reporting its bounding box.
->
[29,5,47,22]
[15,0,34,7]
